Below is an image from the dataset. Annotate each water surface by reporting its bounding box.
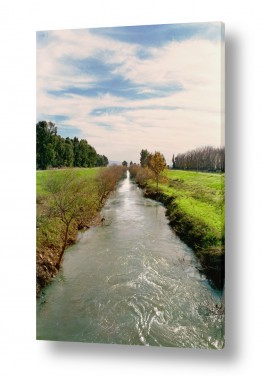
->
[37,171,224,349]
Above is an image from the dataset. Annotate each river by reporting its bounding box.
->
[37,170,224,349]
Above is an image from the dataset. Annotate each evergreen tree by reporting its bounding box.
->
[172,154,175,169]
[36,121,57,169]
[140,149,150,167]
[36,121,109,170]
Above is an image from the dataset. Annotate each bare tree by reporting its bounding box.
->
[95,165,125,207]
[44,170,91,269]
[174,146,225,172]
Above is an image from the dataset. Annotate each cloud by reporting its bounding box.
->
[89,22,223,47]
[36,23,224,164]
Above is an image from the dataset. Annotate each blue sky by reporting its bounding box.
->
[36,22,224,164]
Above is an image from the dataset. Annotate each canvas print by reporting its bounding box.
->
[36,22,225,349]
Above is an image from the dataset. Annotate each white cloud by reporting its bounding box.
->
[36,27,224,164]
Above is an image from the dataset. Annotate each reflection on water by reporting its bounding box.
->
[37,171,224,349]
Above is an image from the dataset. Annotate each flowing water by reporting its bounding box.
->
[37,171,224,349]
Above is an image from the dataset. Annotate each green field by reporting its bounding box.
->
[36,168,101,196]
[165,170,224,238]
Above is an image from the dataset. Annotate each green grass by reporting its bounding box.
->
[147,169,225,245]
[166,170,224,191]
[165,170,224,236]
[36,168,101,196]
[36,168,101,239]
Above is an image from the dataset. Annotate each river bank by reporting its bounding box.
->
[130,168,225,290]
[144,189,224,290]
[36,166,125,296]
[36,212,103,297]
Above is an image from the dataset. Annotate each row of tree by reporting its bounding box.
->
[130,145,225,192]
[172,146,225,172]
[36,121,109,170]
[130,149,166,192]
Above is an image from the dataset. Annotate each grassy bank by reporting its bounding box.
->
[131,167,225,289]
[36,166,125,296]
[164,170,224,247]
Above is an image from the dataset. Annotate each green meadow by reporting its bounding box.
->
[36,168,101,196]
[164,170,225,240]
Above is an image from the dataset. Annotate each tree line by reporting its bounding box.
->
[36,121,108,170]
[129,145,225,193]
[129,149,166,192]
[172,146,225,172]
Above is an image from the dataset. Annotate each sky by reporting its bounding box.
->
[36,22,224,164]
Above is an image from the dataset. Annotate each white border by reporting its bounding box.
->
[1,0,262,375]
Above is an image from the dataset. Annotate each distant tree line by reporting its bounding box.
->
[36,121,109,170]
[122,161,134,167]
[173,146,225,172]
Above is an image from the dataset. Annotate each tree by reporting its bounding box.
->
[140,149,150,167]
[96,154,108,167]
[174,146,225,172]
[44,170,90,269]
[102,155,109,167]
[64,138,74,167]
[95,166,125,207]
[53,135,64,167]
[36,121,57,169]
[72,137,81,167]
[36,121,109,169]
[147,151,166,192]
[86,144,98,167]
[122,161,128,167]
[172,154,175,169]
